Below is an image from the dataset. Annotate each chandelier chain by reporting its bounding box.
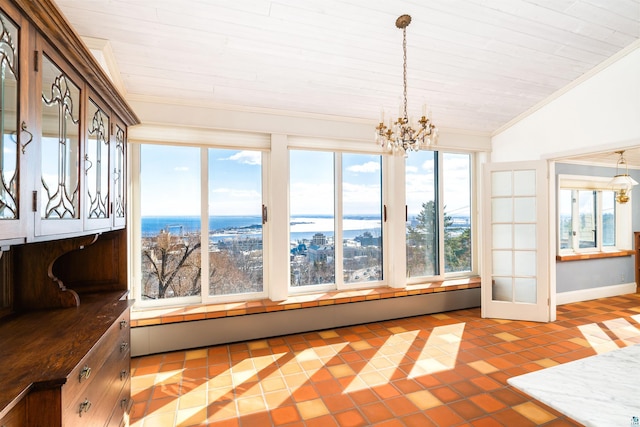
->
[402,26,408,120]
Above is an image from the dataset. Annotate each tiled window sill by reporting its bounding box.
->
[130,276,481,327]
[556,249,634,262]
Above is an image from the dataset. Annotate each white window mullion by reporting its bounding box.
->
[201,147,210,301]
[437,151,445,279]
[335,153,344,289]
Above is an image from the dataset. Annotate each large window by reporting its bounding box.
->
[138,145,264,303]
[406,151,472,279]
[132,139,477,309]
[289,150,383,290]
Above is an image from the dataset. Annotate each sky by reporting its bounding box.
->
[140,145,470,217]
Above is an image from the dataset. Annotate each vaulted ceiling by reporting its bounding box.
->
[54,0,639,138]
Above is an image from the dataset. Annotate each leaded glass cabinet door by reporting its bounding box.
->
[0,10,25,241]
[84,96,111,231]
[112,118,126,229]
[482,160,554,322]
[35,50,83,237]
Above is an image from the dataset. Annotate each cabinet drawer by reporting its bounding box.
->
[63,346,130,427]
[63,311,130,406]
[105,377,131,427]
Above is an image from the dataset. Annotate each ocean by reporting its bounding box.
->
[141,215,383,242]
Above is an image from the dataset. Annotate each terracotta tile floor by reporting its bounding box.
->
[130,293,640,426]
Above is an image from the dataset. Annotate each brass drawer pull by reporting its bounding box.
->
[120,319,128,329]
[120,341,129,353]
[120,369,128,381]
[79,365,91,382]
[78,398,91,417]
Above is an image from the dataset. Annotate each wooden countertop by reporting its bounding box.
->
[0,291,133,419]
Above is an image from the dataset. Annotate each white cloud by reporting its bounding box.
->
[174,166,189,172]
[406,165,418,173]
[224,151,261,165]
[347,161,380,173]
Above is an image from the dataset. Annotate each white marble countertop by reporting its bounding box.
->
[508,344,640,427]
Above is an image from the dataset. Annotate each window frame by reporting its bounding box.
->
[129,134,479,311]
[557,174,631,255]
[287,148,387,294]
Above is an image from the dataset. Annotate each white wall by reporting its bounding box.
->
[492,42,640,162]
[127,96,491,152]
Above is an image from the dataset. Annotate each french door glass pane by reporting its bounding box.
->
[577,190,596,248]
[290,150,335,287]
[140,145,201,300]
[208,149,263,295]
[443,153,471,273]
[342,153,382,284]
[406,151,437,277]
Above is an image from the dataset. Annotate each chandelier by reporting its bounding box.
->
[609,150,638,203]
[376,14,438,154]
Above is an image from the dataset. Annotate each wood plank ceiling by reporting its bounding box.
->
[54,0,639,136]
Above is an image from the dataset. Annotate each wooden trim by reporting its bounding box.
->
[10,0,139,126]
[556,250,635,262]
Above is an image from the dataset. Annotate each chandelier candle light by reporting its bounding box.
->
[376,14,438,154]
[609,150,638,204]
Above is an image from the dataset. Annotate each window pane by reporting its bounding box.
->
[443,153,471,273]
[406,151,437,277]
[577,190,596,248]
[290,150,335,287]
[558,189,572,250]
[140,145,201,300]
[209,149,263,295]
[602,190,615,247]
[343,153,382,284]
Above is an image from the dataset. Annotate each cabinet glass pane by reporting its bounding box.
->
[86,99,109,219]
[0,14,19,220]
[343,153,382,284]
[41,55,80,219]
[114,125,125,219]
[491,171,512,197]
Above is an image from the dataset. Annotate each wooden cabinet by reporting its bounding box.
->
[0,292,133,427]
[0,0,139,426]
[0,0,138,245]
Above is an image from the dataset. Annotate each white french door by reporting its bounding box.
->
[482,160,554,322]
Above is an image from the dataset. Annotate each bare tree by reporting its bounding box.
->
[142,230,201,299]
